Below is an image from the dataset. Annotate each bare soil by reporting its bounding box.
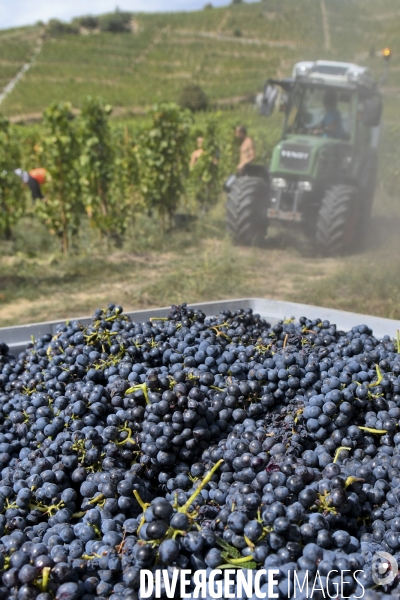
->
[0,237,353,328]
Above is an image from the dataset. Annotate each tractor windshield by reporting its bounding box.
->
[285,85,353,140]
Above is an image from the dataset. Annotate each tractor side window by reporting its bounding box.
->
[338,93,352,139]
[355,101,372,146]
[286,88,303,133]
[298,88,325,131]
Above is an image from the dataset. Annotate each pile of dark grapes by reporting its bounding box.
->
[1,302,400,599]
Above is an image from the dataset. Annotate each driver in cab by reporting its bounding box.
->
[314,90,345,139]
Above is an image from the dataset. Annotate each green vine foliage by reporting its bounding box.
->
[79,98,142,243]
[187,116,221,211]
[136,103,192,223]
[79,97,114,233]
[17,125,42,173]
[0,116,23,238]
[37,102,82,254]
[109,126,142,238]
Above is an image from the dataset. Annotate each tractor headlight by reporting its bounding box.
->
[298,181,312,192]
[272,177,287,189]
[347,69,362,82]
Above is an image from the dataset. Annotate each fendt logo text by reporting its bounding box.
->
[281,150,309,159]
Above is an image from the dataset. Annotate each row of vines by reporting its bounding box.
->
[0,98,278,253]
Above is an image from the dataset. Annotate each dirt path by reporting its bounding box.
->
[1,205,400,328]
[133,27,167,65]
[320,0,331,51]
[0,31,44,106]
[0,239,341,328]
[216,10,230,34]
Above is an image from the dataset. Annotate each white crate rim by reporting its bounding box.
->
[0,298,399,355]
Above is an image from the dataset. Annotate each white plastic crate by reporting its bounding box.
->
[0,298,399,356]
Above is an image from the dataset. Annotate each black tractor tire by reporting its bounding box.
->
[316,184,359,256]
[226,176,268,246]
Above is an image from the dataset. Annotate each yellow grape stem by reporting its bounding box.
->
[179,459,224,513]
[368,364,383,388]
[41,567,51,592]
[333,447,351,463]
[358,426,387,435]
[29,502,63,516]
[88,494,105,505]
[244,535,255,552]
[125,383,149,404]
[136,513,146,537]
[228,555,255,564]
[28,503,48,513]
[294,409,304,424]
[133,490,150,512]
[171,529,188,539]
[72,511,86,518]
[219,564,247,570]
[116,426,135,446]
[344,476,365,489]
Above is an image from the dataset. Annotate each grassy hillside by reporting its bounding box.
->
[1,0,400,117]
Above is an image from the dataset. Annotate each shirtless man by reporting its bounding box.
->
[190,136,204,168]
[235,125,255,175]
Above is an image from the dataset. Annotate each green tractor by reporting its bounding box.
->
[226,58,388,255]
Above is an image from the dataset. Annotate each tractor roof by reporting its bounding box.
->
[292,60,376,89]
[269,66,379,99]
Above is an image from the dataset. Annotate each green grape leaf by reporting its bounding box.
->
[215,537,242,559]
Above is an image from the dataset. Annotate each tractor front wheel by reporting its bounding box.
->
[316,184,359,256]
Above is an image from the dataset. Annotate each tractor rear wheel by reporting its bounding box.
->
[316,184,359,256]
[226,176,268,246]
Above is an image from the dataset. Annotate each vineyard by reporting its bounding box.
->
[0,0,400,325]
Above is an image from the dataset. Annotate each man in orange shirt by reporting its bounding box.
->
[15,168,47,201]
